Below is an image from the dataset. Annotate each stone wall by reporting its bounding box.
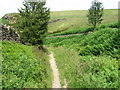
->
[0,24,20,43]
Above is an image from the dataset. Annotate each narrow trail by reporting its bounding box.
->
[47,31,92,38]
[47,28,118,39]
[49,52,61,88]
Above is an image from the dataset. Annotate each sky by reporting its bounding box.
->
[0,0,119,18]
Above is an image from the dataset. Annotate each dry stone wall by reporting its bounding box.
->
[0,24,20,43]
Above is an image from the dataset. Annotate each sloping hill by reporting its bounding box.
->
[48,9,117,33]
[2,41,52,88]
[1,9,118,33]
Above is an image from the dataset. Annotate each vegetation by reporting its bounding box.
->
[2,41,52,88]
[1,3,118,88]
[3,9,117,34]
[48,21,118,36]
[46,22,119,88]
[46,26,119,59]
[15,1,50,49]
[48,9,117,33]
[87,0,104,30]
[0,18,8,24]
[50,47,118,88]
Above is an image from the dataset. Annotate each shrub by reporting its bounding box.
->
[2,41,51,88]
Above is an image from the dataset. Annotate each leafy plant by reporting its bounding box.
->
[2,41,52,88]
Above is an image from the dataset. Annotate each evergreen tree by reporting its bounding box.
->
[16,1,50,49]
[87,0,104,31]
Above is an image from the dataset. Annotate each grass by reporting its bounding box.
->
[48,9,117,33]
[46,25,119,88]
[2,9,117,33]
[46,28,119,59]
[2,41,52,88]
[48,21,118,36]
[0,18,8,24]
[50,47,118,88]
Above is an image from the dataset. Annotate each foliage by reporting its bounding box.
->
[48,21,118,36]
[97,21,118,29]
[51,47,118,88]
[87,0,104,30]
[74,55,118,88]
[0,18,8,24]
[46,20,119,88]
[15,1,50,48]
[46,28,119,59]
[48,27,94,37]
[2,41,52,88]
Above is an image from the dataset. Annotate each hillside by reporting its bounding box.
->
[48,9,117,33]
[46,24,119,88]
[1,9,119,88]
[1,9,118,34]
[2,41,52,88]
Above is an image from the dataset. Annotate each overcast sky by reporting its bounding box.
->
[0,0,119,18]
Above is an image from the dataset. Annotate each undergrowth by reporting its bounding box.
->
[50,47,118,88]
[2,41,52,88]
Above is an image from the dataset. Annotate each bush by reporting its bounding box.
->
[2,41,51,88]
[46,28,119,59]
[73,55,118,88]
[51,47,118,88]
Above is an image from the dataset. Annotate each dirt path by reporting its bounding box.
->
[47,28,118,39]
[47,31,92,38]
[49,52,61,88]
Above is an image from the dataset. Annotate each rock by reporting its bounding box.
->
[0,24,20,43]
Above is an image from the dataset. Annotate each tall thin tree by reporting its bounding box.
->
[87,0,104,31]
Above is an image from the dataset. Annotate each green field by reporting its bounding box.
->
[48,9,118,33]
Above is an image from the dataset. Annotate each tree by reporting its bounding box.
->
[16,1,50,49]
[87,0,104,31]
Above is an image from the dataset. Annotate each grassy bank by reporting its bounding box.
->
[46,24,119,88]
[46,28,119,59]
[50,47,118,88]
[2,41,52,88]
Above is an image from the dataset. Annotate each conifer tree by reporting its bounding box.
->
[16,1,50,49]
[87,0,104,31]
